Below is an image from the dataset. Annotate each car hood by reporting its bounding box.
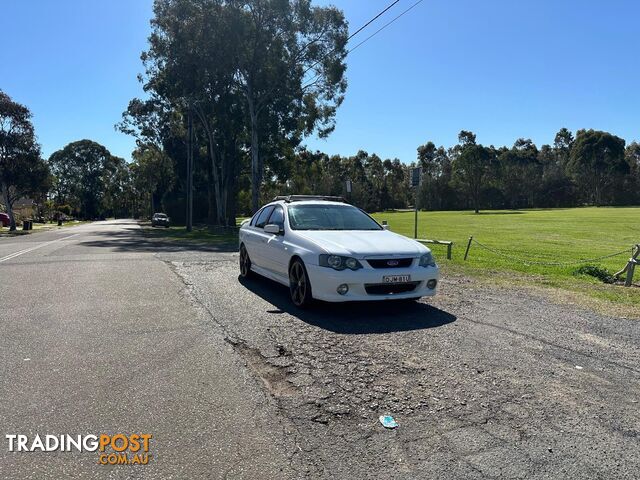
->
[295,230,427,258]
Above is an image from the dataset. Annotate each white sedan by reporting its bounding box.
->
[238,196,439,307]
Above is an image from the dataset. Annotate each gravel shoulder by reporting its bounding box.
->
[167,252,640,479]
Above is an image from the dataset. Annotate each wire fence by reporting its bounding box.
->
[469,238,632,267]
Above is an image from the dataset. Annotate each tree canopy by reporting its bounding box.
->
[0,90,51,230]
[49,140,122,219]
[568,129,628,206]
[125,0,349,226]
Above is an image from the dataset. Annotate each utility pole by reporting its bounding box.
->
[414,195,418,239]
[186,106,193,232]
[411,167,422,239]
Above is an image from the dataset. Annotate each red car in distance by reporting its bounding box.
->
[0,213,10,227]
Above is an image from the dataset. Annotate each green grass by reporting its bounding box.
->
[0,220,90,237]
[371,207,640,316]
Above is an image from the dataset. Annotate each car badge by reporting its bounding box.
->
[386,260,399,266]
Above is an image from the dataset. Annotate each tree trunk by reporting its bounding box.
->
[250,121,260,213]
[193,105,224,225]
[247,83,261,214]
[473,184,480,214]
[206,142,216,225]
[186,108,193,232]
[208,138,224,225]
[207,182,216,225]
[226,180,237,227]
[223,137,239,227]
[2,184,17,231]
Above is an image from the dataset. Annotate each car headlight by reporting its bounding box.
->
[319,254,363,271]
[419,252,436,267]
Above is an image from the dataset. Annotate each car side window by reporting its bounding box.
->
[250,208,262,227]
[267,206,284,231]
[254,206,275,229]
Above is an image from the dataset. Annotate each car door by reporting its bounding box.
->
[243,206,274,268]
[261,205,290,277]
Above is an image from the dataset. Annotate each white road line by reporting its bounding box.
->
[0,233,80,263]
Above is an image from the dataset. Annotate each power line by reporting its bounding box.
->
[256,0,402,112]
[303,0,426,88]
[347,0,400,41]
[301,0,403,80]
[348,0,425,54]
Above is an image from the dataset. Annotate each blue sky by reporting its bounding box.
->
[1,0,638,163]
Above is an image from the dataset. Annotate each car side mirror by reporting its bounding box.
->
[264,224,282,235]
[382,224,390,230]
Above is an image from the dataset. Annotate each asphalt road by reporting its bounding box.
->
[1,220,638,479]
[0,220,296,479]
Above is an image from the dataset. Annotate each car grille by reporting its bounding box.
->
[366,258,414,269]
[364,281,420,295]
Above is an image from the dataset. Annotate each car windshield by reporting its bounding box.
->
[155,214,167,219]
[288,204,382,231]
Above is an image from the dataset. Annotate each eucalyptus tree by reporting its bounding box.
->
[0,90,51,230]
[417,141,451,210]
[624,142,640,204]
[131,144,175,214]
[118,98,180,151]
[101,156,135,218]
[568,129,627,205]
[234,0,348,212]
[139,0,246,225]
[131,0,348,222]
[451,131,493,213]
[499,138,540,208]
[626,142,640,179]
[49,140,115,219]
[553,127,574,168]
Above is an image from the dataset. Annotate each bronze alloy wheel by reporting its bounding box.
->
[289,259,312,307]
[239,245,252,278]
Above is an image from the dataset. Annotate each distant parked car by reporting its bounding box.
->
[0,213,10,227]
[151,213,170,228]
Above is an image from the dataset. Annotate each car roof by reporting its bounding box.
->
[267,200,352,208]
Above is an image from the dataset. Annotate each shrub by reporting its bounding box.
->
[573,265,615,284]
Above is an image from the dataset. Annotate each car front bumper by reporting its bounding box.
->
[305,263,439,302]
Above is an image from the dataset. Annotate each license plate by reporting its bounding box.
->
[382,275,411,283]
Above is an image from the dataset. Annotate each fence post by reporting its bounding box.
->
[624,245,640,287]
[625,260,636,287]
[447,243,452,260]
[464,236,473,261]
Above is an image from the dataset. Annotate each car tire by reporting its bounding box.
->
[239,244,253,278]
[289,259,313,308]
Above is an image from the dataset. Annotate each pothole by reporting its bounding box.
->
[228,339,299,398]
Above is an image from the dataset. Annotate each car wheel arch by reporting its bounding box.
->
[288,254,303,272]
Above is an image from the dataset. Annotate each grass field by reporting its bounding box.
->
[371,207,640,314]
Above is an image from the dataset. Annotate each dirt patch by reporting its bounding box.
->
[227,338,299,398]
